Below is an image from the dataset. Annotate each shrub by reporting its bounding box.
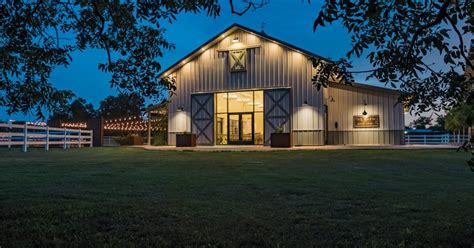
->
[152,132,168,146]
[113,135,144,146]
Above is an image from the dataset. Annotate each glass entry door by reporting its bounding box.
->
[228,113,254,145]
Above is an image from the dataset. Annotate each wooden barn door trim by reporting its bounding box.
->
[191,93,214,145]
[264,89,291,145]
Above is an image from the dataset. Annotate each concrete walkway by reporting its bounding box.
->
[138,144,459,152]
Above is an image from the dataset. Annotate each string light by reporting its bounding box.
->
[26,121,47,126]
[103,114,167,132]
[60,122,87,129]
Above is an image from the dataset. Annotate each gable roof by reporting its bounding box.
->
[158,23,399,94]
[157,23,329,78]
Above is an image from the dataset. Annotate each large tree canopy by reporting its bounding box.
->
[445,101,474,131]
[98,93,145,119]
[49,97,96,121]
[0,1,222,119]
[312,0,473,114]
[409,116,433,130]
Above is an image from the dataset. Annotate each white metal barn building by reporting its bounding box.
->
[159,24,405,146]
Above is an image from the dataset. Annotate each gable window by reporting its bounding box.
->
[229,49,246,72]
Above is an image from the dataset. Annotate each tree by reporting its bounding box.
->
[312,1,473,114]
[3,1,472,120]
[49,97,96,121]
[0,1,224,119]
[430,115,446,132]
[98,93,145,119]
[410,116,432,130]
[445,102,474,132]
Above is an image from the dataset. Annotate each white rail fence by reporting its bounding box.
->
[103,136,120,147]
[405,133,470,145]
[0,123,93,152]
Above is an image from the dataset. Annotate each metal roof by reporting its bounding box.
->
[157,23,329,78]
[157,23,399,94]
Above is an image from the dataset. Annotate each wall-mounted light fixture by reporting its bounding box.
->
[232,36,239,43]
[327,96,335,102]
[176,107,184,112]
[302,100,308,106]
[362,101,368,116]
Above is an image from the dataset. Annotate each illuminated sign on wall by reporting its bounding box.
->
[353,115,380,128]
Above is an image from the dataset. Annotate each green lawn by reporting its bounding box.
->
[1,148,473,247]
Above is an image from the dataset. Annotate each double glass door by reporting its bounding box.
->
[228,113,254,145]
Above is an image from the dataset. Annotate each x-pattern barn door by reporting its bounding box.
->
[191,93,214,145]
[264,89,291,145]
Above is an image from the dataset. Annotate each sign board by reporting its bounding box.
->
[229,49,246,72]
[353,115,379,128]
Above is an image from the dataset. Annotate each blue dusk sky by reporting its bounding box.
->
[1,1,471,124]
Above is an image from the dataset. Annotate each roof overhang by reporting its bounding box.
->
[328,81,400,94]
[158,23,330,78]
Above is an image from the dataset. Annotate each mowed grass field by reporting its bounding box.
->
[1,148,473,247]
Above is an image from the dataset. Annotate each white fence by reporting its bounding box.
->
[0,123,93,152]
[405,133,470,145]
[103,136,120,147]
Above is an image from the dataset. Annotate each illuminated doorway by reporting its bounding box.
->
[215,90,264,145]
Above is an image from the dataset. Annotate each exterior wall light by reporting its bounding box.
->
[362,101,368,116]
[232,36,239,43]
[176,107,184,112]
[302,100,308,106]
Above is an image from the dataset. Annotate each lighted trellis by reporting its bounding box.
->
[103,116,166,132]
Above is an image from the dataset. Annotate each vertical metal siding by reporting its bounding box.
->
[166,28,403,146]
[167,29,324,145]
[326,84,404,145]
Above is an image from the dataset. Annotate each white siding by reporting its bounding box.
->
[326,83,405,145]
[167,29,324,145]
[165,27,403,146]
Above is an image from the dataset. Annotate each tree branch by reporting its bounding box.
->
[53,25,60,48]
[229,0,251,16]
[446,14,473,69]
[421,60,443,77]
[25,0,43,23]
[347,68,381,74]
[405,1,451,63]
[229,0,267,16]
[92,2,112,65]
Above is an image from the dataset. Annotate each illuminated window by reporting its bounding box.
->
[214,90,264,145]
[216,93,227,113]
[228,91,254,113]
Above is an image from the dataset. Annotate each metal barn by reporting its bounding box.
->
[159,24,404,146]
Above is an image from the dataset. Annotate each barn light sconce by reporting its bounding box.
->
[232,36,240,43]
[362,101,368,116]
[328,96,335,102]
[302,100,308,106]
[176,107,184,112]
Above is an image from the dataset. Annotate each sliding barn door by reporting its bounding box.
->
[191,93,214,145]
[264,89,291,145]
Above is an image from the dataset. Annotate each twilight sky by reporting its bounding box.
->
[1,1,471,124]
